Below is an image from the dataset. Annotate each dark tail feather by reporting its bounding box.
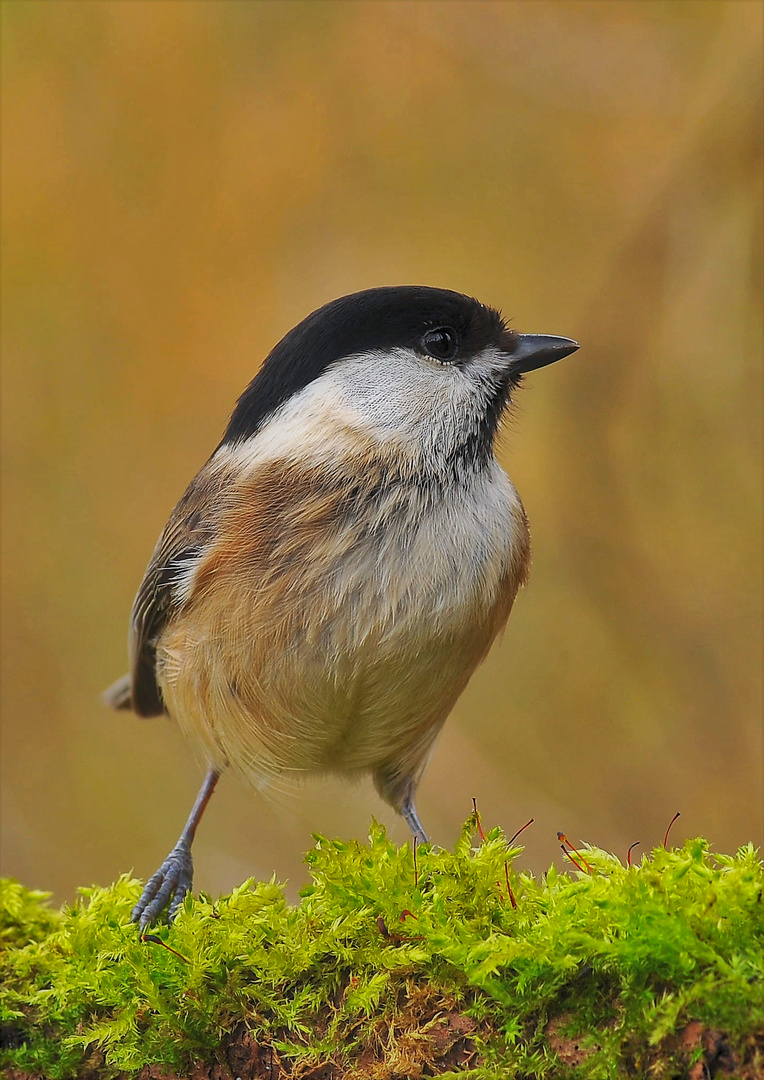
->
[103,674,133,711]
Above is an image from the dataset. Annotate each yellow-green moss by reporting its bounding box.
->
[1,824,762,1078]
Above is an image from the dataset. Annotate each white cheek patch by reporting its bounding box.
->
[320,345,512,464]
[336,349,464,433]
[215,345,512,477]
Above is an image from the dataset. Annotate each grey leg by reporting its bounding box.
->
[132,766,219,930]
[401,794,429,845]
[373,762,431,844]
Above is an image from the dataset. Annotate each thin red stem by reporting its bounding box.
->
[557,831,592,873]
[560,844,586,873]
[472,797,487,842]
[141,934,189,963]
[507,817,535,847]
[663,812,681,849]
[504,861,517,909]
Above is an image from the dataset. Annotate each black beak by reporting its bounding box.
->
[510,334,579,374]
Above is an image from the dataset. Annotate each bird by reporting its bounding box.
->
[104,285,578,929]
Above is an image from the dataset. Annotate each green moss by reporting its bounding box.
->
[1,823,762,1078]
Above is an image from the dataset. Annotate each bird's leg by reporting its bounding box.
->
[401,793,429,845]
[131,766,219,930]
[374,763,430,845]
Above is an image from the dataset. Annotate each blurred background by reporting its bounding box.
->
[2,0,762,905]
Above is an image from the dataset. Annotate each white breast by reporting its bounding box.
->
[160,354,530,788]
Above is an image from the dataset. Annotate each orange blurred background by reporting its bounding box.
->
[2,0,762,905]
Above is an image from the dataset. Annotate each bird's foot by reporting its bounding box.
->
[131,839,194,930]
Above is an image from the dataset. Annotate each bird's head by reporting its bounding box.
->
[223,286,578,474]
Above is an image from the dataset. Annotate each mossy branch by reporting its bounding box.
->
[1,823,763,1079]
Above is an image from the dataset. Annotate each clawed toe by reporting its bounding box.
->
[132,840,194,930]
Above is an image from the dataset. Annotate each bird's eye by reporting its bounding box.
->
[420,326,459,363]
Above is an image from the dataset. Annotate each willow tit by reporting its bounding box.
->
[104,285,578,928]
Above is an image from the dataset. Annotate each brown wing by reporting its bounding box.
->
[112,466,220,717]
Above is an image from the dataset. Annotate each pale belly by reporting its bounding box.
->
[156,464,528,787]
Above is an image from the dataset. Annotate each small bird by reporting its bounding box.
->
[104,286,577,928]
